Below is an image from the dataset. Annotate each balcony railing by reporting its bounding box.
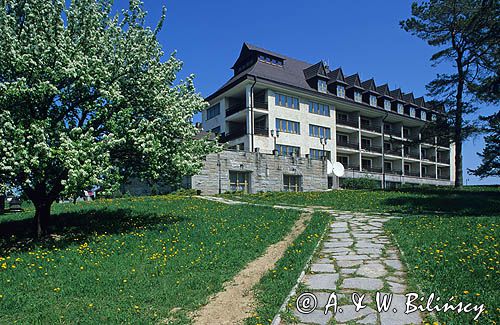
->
[438,174,450,180]
[254,127,269,137]
[337,140,359,150]
[361,166,383,173]
[422,156,436,162]
[337,119,359,128]
[219,129,246,142]
[386,148,402,156]
[437,157,450,164]
[384,128,402,137]
[361,144,382,153]
[361,124,381,133]
[386,169,403,175]
[254,101,268,110]
[226,103,246,117]
[404,152,420,160]
[404,171,420,177]
[422,173,436,179]
[346,164,360,170]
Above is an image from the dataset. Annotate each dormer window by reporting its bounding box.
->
[354,91,362,103]
[384,99,391,111]
[410,107,416,117]
[431,114,437,121]
[421,110,427,121]
[258,54,283,66]
[318,80,327,93]
[397,103,404,114]
[369,95,377,107]
[336,85,345,98]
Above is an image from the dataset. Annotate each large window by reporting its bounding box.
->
[337,133,349,144]
[384,99,391,111]
[354,91,362,103]
[409,107,416,117]
[310,148,331,160]
[229,171,250,193]
[309,101,330,116]
[369,95,377,107]
[309,124,331,139]
[275,93,299,109]
[207,103,220,120]
[318,80,328,93]
[397,103,404,114]
[337,155,348,166]
[276,144,300,157]
[421,110,427,120]
[336,85,345,98]
[276,118,300,134]
[361,158,372,170]
[283,175,302,192]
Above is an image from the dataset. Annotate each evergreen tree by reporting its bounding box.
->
[469,112,500,178]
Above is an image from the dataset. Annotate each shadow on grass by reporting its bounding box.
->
[383,188,500,216]
[0,208,184,254]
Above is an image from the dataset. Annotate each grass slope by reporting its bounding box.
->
[0,196,300,324]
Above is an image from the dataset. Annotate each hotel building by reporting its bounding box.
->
[200,43,454,192]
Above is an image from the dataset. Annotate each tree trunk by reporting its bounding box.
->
[34,201,52,239]
[454,50,465,188]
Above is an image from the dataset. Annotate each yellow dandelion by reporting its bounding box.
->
[463,290,469,294]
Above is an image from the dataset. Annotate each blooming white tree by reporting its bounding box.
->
[0,0,218,237]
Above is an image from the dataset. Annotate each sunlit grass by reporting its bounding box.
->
[0,196,301,324]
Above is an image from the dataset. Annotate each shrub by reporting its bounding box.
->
[340,176,380,190]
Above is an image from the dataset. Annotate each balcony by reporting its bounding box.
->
[337,119,359,128]
[361,123,381,133]
[422,173,436,179]
[361,166,383,173]
[337,140,359,150]
[254,127,269,137]
[361,143,382,153]
[404,152,420,160]
[346,164,360,170]
[254,101,268,110]
[226,103,246,117]
[386,148,402,156]
[437,156,450,164]
[386,169,403,175]
[422,156,436,162]
[438,174,450,180]
[404,171,420,177]
[219,128,246,142]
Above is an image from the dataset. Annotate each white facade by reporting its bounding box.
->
[203,79,454,187]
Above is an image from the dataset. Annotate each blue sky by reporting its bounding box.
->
[119,0,498,185]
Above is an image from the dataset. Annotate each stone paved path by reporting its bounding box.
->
[290,211,423,325]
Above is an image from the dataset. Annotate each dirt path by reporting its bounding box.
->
[191,211,313,325]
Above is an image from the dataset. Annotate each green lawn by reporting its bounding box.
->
[0,196,303,324]
[225,186,500,324]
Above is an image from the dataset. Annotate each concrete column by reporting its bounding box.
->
[246,84,254,151]
[357,113,362,171]
[331,104,337,163]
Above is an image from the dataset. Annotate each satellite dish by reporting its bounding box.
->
[327,160,334,175]
[333,162,345,177]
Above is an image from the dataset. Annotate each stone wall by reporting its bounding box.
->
[189,150,331,195]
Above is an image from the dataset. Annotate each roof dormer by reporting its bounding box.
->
[361,78,379,107]
[231,43,285,75]
[304,61,330,93]
[327,68,348,97]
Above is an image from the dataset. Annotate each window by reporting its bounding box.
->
[211,126,221,134]
[397,103,404,114]
[318,79,328,93]
[258,55,283,66]
[354,91,362,103]
[283,175,302,192]
[276,144,300,157]
[361,138,372,149]
[383,124,392,133]
[309,102,330,116]
[207,103,220,120]
[360,117,371,127]
[275,93,299,109]
[384,142,391,151]
[336,85,345,98]
[336,133,348,144]
[276,118,300,134]
[369,95,377,107]
[361,159,372,170]
[384,161,393,171]
[337,155,348,166]
[422,165,428,176]
[404,163,411,174]
[310,148,331,160]
[229,171,250,193]
[384,99,391,111]
[337,112,348,122]
[431,114,437,121]
[309,124,331,139]
[403,128,410,138]
[421,110,427,120]
[410,107,416,117]
[421,148,427,159]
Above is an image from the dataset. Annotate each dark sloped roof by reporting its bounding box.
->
[327,68,347,85]
[389,88,404,101]
[376,84,392,98]
[345,73,363,89]
[402,92,415,104]
[415,96,426,107]
[208,42,441,114]
[361,78,379,94]
[303,61,329,80]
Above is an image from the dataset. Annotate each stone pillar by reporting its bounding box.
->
[246,84,254,151]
